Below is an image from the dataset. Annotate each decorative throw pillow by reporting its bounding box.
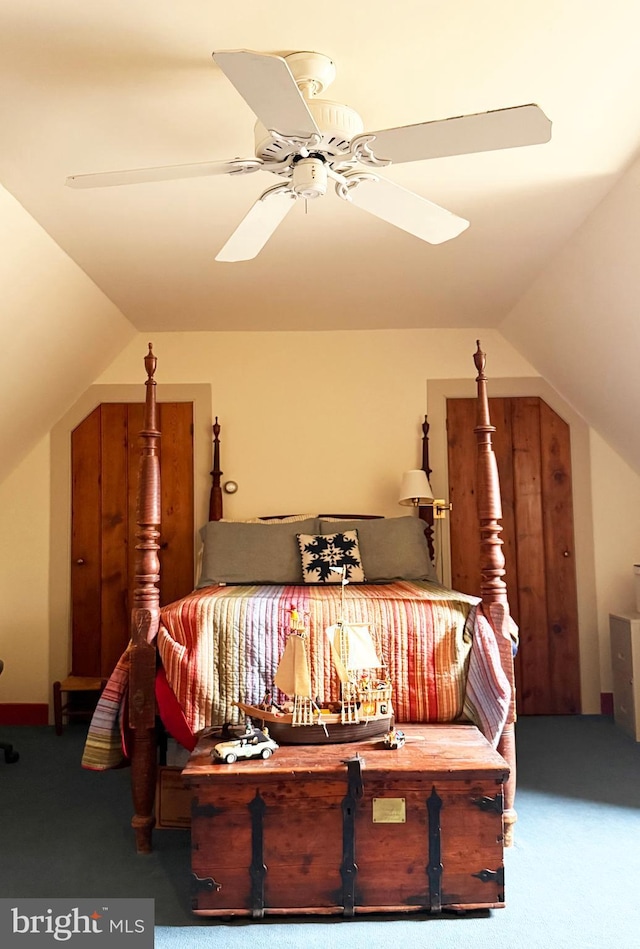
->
[297,530,366,584]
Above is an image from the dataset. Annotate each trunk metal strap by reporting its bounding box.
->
[341,753,365,916]
[249,790,267,917]
[427,785,443,912]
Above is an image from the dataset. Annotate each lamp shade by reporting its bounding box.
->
[398,469,434,507]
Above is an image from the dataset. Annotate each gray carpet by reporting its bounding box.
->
[1,715,639,948]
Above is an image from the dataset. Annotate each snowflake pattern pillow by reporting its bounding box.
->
[297,530,366,583]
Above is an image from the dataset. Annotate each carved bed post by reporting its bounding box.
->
[129,343,161,854]
[418,415,436,565]
[473,340,517,845]
[209,417,223,522]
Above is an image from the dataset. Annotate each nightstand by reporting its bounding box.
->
[609,613,640,740]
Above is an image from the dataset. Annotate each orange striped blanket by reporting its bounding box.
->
[83,580,513,770]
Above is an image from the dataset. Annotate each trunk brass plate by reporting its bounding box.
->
[372,797,406,823]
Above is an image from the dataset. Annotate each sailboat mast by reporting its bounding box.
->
[329,564,348,624]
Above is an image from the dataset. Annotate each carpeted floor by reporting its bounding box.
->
[1,715,639,948]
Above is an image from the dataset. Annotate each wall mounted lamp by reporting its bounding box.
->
[398,469,434,508]
[398,470,452,518]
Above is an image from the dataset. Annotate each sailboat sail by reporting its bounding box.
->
[233,604,393,745]
[326,623,382,683]
[274,634,312,698]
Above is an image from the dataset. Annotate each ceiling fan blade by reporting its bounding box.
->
[213,50,319,138]
[215,187,297,262]
[354,104,551,166]
[341,173,469,245]
[66,158,263,189]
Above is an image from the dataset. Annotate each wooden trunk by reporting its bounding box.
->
[182,725,509,918]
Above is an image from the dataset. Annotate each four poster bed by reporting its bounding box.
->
[84,341,517,858]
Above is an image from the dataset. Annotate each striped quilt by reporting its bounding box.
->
[83,580,512,770]
[157,580,509,734]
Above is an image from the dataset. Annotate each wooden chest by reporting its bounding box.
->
[182,724,509,918]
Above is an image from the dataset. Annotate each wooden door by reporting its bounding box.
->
[446,396,581,715]
[71,401,194,679]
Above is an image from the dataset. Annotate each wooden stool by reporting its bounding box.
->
[53,676,106,735]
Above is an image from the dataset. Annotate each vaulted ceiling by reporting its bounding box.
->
[2,2,640,476]
[2,1,640,333]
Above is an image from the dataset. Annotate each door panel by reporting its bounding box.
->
[71,406,102,677]
[447,396,581,715]
[72,401,194,679]
[539,399,580,714]
[510,398,551,714]
[100,404,130,677]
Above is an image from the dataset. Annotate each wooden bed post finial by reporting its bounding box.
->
[474,340,491,430]
[473,340,507,605]
[145,341,156,377]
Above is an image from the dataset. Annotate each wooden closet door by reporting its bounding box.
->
[71,401,194,679]
[446,396,581,715]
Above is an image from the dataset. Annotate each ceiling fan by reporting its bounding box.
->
[66,49,552,262]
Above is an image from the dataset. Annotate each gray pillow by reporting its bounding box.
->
[319,516,436,582]
[198,518,320,586]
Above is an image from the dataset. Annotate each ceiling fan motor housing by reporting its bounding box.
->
[254,98,364,165]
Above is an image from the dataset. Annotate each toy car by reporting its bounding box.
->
[383,728,405,750]
[212,728,279,764]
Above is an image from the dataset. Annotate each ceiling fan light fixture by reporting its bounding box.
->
[292,156,327,198]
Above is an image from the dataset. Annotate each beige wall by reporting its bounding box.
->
[0,184,134,706]
[0,184,136,487]
[500,153,640,477]
[0,438,51,705]
[2,326,638,717]
[96,330,535,521]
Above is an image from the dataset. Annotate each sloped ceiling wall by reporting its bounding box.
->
[3,148,640,486]
[500,152,640,474]
[0,184,135,484]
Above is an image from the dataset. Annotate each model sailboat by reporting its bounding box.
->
[235,568,394,744]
